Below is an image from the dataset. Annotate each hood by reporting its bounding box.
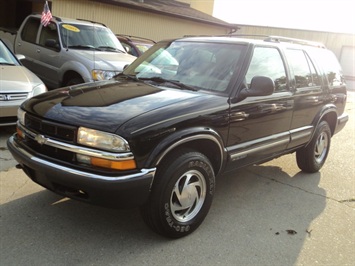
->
[0,65,43,93]
[22,80,205,133]
[69,50,136,71]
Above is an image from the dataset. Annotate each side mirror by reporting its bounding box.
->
[45,39,59,50]
[16,54,25,61]
[239,76,275,100]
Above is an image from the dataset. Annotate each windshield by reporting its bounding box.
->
[0,40,20,65]
[59,23,126,52]
[122,40,245,92]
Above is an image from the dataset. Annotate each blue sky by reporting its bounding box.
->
[213,0,354,34]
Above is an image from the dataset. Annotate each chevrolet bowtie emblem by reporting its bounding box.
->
[35,134,47,145]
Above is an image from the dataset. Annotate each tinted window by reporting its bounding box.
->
[21,18,40,43]
[312,49,345,87]
[246,47,287,92]
[286,49,321,88]
[39,23,59,50]
[124,41,246,93]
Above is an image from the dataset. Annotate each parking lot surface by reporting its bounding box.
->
[1,92,354,265]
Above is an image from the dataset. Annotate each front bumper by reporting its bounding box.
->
[7,135,156,208]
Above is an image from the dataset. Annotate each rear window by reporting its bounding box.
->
[309,48,345,87]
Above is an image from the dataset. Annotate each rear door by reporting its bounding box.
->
[284,48,324,149]
[226,45,294,170]
[15,17,62,89]
[36,23,61,88]
[15,17,41,74]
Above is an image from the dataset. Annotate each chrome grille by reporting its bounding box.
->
[0,93,28,101]
[25,113,77,143]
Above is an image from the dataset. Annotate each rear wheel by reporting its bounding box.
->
[296,121,331,173]
[141,149,215,238]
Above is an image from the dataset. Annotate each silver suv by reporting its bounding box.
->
[15,14,136,89]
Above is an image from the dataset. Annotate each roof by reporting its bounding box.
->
[30,13,109,27]
[94,0,238,30]
[179,35,326,49]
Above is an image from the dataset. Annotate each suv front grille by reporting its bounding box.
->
[26,137,75,163]
[21,113,78,164]
[25,113,77,142]
[0,93,28,101]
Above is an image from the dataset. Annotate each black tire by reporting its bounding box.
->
[296,121,331,173]
[140,149,215,238]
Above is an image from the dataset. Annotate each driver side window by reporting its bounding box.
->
[246,47,288,92]
[39,23,59,50]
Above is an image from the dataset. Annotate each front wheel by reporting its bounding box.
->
[65,76,84,86]
[296,121,331,173]
[141,149,215,238]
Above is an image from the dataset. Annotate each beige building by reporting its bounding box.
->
[0,0,353,87]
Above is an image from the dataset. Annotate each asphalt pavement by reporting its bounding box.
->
[0,92,354,265]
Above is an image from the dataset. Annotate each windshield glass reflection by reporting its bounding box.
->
[123,40,246,92]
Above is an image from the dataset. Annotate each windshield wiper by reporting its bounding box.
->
[115,73,139,81]
[67,45,98,50]
[140,77,198,91]
[97,46,125,53]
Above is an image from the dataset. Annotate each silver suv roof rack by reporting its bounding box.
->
[264,36,325,48]
[182,34,325,48]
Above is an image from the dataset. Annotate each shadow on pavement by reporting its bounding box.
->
[0,163,326,265]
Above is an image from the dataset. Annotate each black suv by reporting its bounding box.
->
[8,35,348,238]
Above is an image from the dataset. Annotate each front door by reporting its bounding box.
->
[226,46,294,170]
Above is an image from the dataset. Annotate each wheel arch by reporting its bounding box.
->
[61,70,84,87]
[315,105,338,136]
[147,128,226,177]
[59,60,91,86]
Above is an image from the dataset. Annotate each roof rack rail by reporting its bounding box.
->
[76,18,106,27]
[264,36,325,48]
[181,34,325,48]
[182,34,269,38]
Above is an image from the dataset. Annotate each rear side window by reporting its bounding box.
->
[246,47,288,92]
[313,49,345,87]
[285,49,321,88]
[21,17,40,43]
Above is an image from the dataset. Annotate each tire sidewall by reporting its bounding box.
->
[308,121,331,171]
[155,152,215,237]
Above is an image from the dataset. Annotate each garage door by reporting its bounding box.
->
[340,46,355,90]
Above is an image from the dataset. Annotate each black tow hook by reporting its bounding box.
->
[15,164,23,169]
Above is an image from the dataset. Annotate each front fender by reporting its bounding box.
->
[59,60,92,84]
[146,127,227,175]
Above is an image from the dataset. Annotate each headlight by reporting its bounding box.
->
[17,108,26,126]
[29,83,47,97]
[92,69,119,81]
[77,127,130,152]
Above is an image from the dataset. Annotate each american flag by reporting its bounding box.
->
[41,1,52,27]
